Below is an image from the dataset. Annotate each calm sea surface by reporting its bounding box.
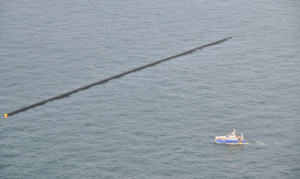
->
[1,0,300,178]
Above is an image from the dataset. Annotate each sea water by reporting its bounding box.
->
[1,0,299,178]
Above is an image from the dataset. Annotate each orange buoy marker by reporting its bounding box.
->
[4,36,232,117]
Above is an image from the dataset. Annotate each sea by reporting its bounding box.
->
[1,0,299,178]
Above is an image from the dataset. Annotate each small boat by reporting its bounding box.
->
[215,130,245,145]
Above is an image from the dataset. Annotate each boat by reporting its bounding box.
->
[215,130,245,145]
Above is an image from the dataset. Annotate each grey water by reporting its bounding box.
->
[1,0,299,178]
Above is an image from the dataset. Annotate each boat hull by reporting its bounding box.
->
[215,139,245,145]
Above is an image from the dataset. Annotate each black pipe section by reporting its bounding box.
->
[4,36,232,117]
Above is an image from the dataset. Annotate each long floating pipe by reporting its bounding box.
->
[4,36,232,118]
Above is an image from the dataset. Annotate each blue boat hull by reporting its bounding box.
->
[215,139,245,145]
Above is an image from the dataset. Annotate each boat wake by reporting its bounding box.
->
[254,141,268,145]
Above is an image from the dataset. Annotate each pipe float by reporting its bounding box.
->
[4,36,232,117]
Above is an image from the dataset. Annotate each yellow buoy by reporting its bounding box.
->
[4,113,8,118]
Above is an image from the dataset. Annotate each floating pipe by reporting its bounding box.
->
[4,36,232,117]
